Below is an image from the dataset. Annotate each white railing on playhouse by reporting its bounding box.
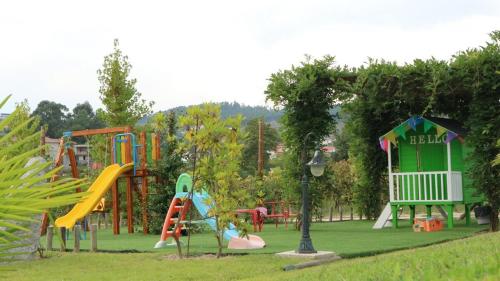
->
[389,171,463,202]
[387,140,463,203]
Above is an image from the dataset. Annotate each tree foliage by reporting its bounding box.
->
[240,118,280,177]
[148,112,184,234]
[31,100,67,138]
[97,39,153,127]
[179,104,249,258]
[265,55,353,153]
[456,32,500,231]
[265,56,354,221]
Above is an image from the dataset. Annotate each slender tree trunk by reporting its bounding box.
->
[350,206,354,221]
[216,234,223,258]
[359,209,363,221]
[173,235,183,259]
[339,205,343,221]
[491,208,499,232]
[215,215,223,258]
[329,205,334,222]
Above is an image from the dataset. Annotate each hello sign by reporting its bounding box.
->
[409,134,447,145]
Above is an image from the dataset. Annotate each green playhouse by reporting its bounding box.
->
[373,116,484,229]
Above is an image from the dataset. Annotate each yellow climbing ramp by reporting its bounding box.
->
[55,163,134,229]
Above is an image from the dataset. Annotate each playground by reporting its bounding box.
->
[1,7,498,280]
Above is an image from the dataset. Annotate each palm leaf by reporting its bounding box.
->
[0,96,87,265]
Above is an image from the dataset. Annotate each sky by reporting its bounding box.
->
[0,0,499,113]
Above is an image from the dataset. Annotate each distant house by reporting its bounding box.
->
[44,138,95,169]
[74,144,91,165]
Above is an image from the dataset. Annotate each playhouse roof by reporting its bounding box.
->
[378,116,466,151]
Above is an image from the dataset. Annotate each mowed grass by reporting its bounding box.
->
[40,220,485,257]
[244,232,500,281]
[3,221,495,281]
[3,222,500,281]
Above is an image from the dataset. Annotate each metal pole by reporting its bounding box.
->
[297,132,317,254]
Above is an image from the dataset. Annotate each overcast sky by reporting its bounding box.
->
[1,0,499,113]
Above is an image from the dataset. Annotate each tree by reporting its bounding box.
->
[67,102,105,144]
[31,100,68,138]
[67,102,104,130]
[179,103,249,258]
[457,31,500,231]
[332,128,349,162]
[240,118,280,177]
[148,111,184,234]
[0,95,86,262]
[326,160,355,221]
[265,55,354,222]
[97,39,154,127]
[266,55,353,154]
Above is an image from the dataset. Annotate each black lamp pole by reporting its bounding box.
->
[297,132,317,254]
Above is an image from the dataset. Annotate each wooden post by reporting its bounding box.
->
[46,226,53,251]
[60,227,66,252]
[112,181,120,235]
[124,133,134,234]
[465,204,471,225]
[90,224,97,252]
[110,134,120,235]
[140,131,148,235]
[73,225,80,253]
[257,119,264,178]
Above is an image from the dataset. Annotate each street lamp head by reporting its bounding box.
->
[307,149,326,177]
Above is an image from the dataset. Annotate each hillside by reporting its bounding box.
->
[141,102,284,126]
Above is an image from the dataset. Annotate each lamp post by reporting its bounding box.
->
[297,132,326,254]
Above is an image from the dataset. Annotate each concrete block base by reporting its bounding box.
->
[275,250,339,260]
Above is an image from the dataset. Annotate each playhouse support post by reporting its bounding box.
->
[446,141,452,200]
[391,204,398,228]
[409,205,415,224]
[142,176,149,234]
[126,178,134,234]
[426,205,432,218]
[140,131,149,235]
[447,204,454,228]
[112,181,120,235]
[387,142,394,202]
[124,133,134,234]
[464,204,471,225]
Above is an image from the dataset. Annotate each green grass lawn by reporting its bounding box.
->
[41,220,485,257]
[246,231,500,281]
[3,220,492,281]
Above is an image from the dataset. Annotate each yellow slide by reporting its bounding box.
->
[55,163,134,229]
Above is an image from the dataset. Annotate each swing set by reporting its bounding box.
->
[40,126,161,236]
